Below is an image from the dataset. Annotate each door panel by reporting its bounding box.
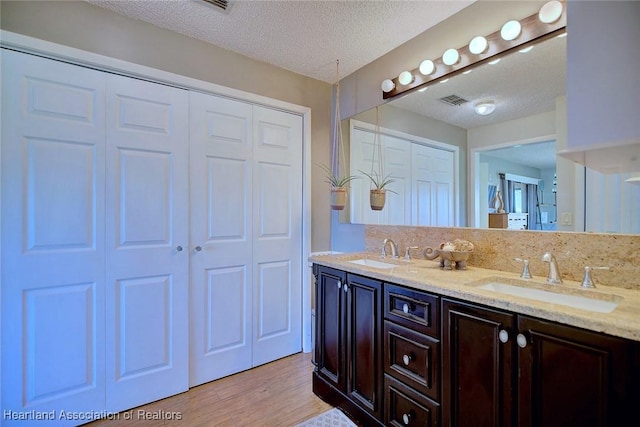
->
[1,50,106,425]
[105,74,189,412]
[189,92,254,385]
[252,106,303,366]
[442,299,515,427]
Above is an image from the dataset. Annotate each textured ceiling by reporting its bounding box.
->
[84,0,562,170]
[85,0,473,83]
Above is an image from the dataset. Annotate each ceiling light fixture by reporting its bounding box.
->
[475,101,496,116]
[442,48,460,66]
[379,5,565,99]
[501,20,522,41]
[625,174,640,185]
[539,0,564,24]
[469,36,489,55]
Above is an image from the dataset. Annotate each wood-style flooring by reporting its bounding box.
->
[86,352,332,427]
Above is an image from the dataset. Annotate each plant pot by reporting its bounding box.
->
[370,189,386,210]
[331,187,347,210]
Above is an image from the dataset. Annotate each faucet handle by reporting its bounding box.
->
[581,266,609,288]
[404,246,419,261]
[514,258,532,279]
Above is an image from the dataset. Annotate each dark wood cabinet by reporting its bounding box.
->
[517,315,638,427]
[384,284,441,427]
[442,299,515,427]
[442,298,640,427]
[313,265,383,425]
[313,264,639,427]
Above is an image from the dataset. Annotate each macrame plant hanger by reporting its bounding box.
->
[329,59,350,210]
[368,106,387,210]
[332,60,347,179]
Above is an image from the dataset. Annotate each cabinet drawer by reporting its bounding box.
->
[385,321,440,400]
[385,284,439,337]
[385,374,440,427]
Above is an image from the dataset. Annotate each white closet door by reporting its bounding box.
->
[350,128,383,224]
[189,92,254,385]
[382,135,412,225]
[252,106,303,365]
[412,144,455,226]
[1,50,107,424]
[105,74,189,411]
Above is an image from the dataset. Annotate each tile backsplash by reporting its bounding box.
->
[366,225,640,290]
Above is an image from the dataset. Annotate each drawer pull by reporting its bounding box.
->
[402,412,412,425]
[402,303,411,314]
[499,329,509,343]
[517,333,528,348]
[336,280,341,290]
[402,353,414,366]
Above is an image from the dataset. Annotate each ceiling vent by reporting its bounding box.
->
[201,0,232,12]
[439,94,469,106]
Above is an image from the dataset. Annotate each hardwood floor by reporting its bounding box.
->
[86,352,332,427]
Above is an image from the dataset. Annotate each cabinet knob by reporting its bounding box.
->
[402,353,414,366]
[402,303,411,314]
[176,245,183,252]
[499,329,509,343]
[343,283,349,293]
[517,333,528,348]
[336,280,342,290]
[194,245,202,252]
[402,412,412,425]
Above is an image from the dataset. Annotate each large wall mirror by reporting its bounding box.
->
[344,30,639,234]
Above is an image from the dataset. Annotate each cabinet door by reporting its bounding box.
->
[314,266,347,391]
[346,274,383,419]
[517,316,637,427]
[442,299,516,427]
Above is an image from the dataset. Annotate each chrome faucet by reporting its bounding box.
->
[382,238,399,258]
[541,252,563,284]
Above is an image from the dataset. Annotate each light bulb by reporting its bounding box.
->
[501,20,522,41]
[539,0,563,24]
[381,79,395,93]
[398,71,414,85]
[469,36,488,55]
[442,48,460,66]
[419,59,435,76]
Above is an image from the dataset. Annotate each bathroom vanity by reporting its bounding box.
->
[311,253,640,427]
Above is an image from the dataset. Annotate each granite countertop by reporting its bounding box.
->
[310,252,640,342]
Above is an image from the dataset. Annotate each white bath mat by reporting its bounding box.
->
[294,407,357,427]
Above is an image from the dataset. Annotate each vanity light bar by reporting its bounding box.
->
[382,2,566,99]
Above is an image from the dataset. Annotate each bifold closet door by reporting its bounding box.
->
[251,105,303,366]
[105,74,190,411]
[189,93,303,386]
[189,93,254,385]
[1,50,107,424]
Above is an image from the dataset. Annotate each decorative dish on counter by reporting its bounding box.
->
[424,239,474,270]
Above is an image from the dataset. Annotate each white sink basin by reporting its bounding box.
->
[348,258,398,269]
[476,279,621,313]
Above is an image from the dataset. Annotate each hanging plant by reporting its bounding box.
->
[317,163,357,210]
[321,59,356,211]
[361,107,395,211]
[359,170,397,211]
